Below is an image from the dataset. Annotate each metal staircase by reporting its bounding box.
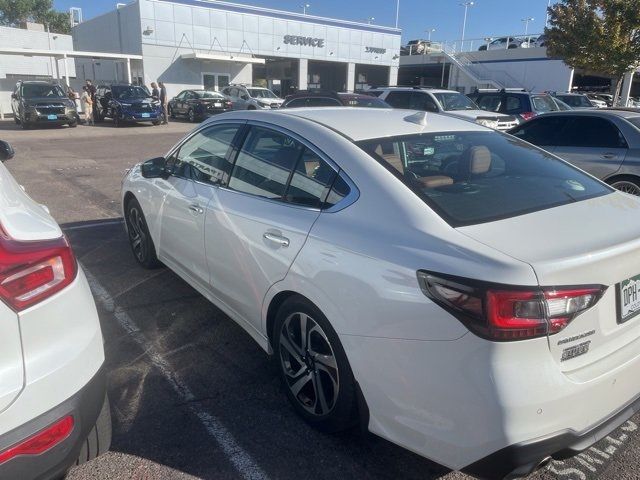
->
[441,47,526,90]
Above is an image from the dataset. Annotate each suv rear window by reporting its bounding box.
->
[357,131,610,226]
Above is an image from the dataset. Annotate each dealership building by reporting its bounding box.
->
[71,0,402,98]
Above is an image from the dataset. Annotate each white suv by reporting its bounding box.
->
[0,141,109,479]
[221,85,284,110]
[370,86,519,130]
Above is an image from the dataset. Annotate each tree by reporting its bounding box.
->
[545,0,640,104]
[0,0,70,34]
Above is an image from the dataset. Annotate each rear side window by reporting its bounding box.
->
[410,93,439,112]
[285,149,337,207]
[384,91,412,109]
[505,95,523,113]
[477,95,502,112]
[561,117,627,148]
[509,116,570,146]
[357,131,611,226]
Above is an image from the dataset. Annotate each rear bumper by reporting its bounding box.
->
[0,366,107,480]
[463,390,640,479]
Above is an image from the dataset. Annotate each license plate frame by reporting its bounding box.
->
[214,102,222,107]
[616,274,640,324]
[47,114,58,120]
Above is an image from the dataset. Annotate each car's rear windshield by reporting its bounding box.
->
[531,95,558,113]
[432,92,478,111]
[357,131,611,226]
[21,84,65,98]
[339,96,391,108]
[195,91,224,98]
[557,95,593,108]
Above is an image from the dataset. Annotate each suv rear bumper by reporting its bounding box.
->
[463,390,640,479]
[0,366,107,480]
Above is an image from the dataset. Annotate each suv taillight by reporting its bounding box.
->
[519,111,536,121]
[417,271,605,341]
[0,226,77,312]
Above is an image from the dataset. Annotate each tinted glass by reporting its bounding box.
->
[285,97,342,108]
[324,175,352,208]
[384,91,412,109]
[229,127,303,199]
[21,84,65,98]
[339,96,391,108]
[410,93,439,112]
[248,89,277,98]
[172,124,241,184]
[112,86,149,100]
[561,117,627,148]
[505,95,523,113]
[194,90,225,98]
[556,95,593,108]
[477,95,502,112]
[531,95,558,113]
[432,92,478,111]
[285,149,337,207]
[509,116,570,146]
[357,131,610,226]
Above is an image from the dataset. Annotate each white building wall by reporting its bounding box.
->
[0,26,76,115]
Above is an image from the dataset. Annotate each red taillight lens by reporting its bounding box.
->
[519,111,536,121]
[418,271,605,341]
[0,226,77,311]
[0,415,74,465]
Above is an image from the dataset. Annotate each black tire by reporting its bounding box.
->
[607,176,640,196]
[152,120,161,126]
[273,296,358,433]
[188,108,196,122]
[169,105,176,119]
[21,120,31,130]
[125,197,161,269]
[247,105,256,110]
[95,110,104,123]
[74,395,111,466]
[113,114,121,128]
[69,120,78,128]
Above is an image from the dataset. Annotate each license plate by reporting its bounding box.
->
[214,102,221,107]
[617,274,640,323]
[47,114,58,120]
[141,113,150,118]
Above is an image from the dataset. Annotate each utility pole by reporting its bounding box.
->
[460,2,474,52]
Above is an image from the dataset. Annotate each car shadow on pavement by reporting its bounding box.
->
[62,220,453,480]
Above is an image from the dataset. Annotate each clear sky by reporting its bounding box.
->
[53,0,555,44]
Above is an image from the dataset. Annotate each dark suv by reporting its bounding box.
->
[11,81,77,129]
[95,84,162,126]
[467,89,560,122]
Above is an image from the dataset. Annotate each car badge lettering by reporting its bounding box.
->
[560,341,591,362]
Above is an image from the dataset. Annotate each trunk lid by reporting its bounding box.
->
[0,162,62,411]
[457,193,640,375]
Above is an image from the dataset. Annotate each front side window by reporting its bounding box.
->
[561,117,627,148]
[357,131,611,226]
[170,124,241,184]
[509,116,570,146]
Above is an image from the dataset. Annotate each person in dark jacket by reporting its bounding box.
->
[159,81,168,124]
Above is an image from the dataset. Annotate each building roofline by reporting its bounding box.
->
[146,0,402,35]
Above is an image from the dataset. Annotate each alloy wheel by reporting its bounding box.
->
[128,206,148,262]
[279,312,339,416]
[611,180,640,196]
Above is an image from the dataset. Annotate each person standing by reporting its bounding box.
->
[85,80,97,121]
[150,82,159,101]
[81,86,94,125]
[159,81,168,124]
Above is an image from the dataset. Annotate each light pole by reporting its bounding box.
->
[545,0,551,27]
[460,2,474,52]
[395,0,400,29]
[426,28,436,41]
[521,17,534,36]
[300,3,310,14]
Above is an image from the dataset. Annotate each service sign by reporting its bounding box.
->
[618,274,640,323]
[365,47,386,54]
[283,35,325,47]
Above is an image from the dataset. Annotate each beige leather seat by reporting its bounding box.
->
[458,146,492,180]
[375,144,404,174]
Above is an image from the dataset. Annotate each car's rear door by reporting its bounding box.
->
[205,124,339,331]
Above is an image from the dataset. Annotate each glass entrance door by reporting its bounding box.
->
[203,74,230,91]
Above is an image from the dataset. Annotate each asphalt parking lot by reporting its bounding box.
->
[1,119,639,480]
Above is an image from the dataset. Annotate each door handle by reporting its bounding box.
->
[263,232,290,247]
[602,153,616,159]
[188,204,204,214]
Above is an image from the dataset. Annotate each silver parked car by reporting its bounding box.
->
[509,109,640,194]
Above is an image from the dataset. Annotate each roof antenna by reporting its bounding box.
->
[404,111,428,126]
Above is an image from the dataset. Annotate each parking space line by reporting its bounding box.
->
[83,267,270,480]
[63,219,124,231]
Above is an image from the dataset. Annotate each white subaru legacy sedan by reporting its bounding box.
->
[121,108,640,479]
[0,141,109,479]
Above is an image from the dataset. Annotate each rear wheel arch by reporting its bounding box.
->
[605,174,640,195]
[267,290,305,351]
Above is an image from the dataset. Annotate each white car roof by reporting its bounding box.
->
[276,107,488,141]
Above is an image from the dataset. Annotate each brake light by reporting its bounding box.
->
[0,226,77,311]
[0,416,74,465]
[519,111,536,121]
[417,271,605,341]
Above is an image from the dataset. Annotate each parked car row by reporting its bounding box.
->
[478,34,546,51]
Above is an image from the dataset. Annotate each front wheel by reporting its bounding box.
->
[152,120,161,126]
[125,197,161,268]
[188,108,196,122]
[169,105,176,118]
[273,296,358,433]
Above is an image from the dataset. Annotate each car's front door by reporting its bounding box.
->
[205,124,340,330]
[158,123,244,289]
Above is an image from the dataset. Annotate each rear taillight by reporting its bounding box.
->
[0,226,77,311]
[417,271,605,341]
[0,415,74,465]
[519,111,536,121]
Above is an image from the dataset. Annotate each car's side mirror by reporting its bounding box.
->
[11,93,17,100]
[0,141,15,162]
[141,157,168,178]
[241,94,249,100]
